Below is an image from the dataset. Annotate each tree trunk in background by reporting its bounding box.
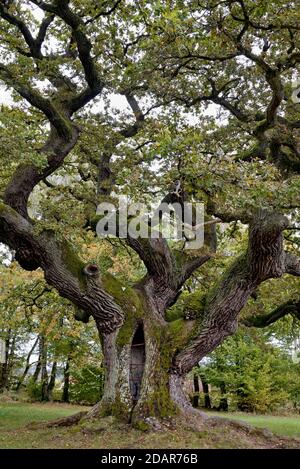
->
[192,374,200,408]
[218,382,228,412]
[7,334,16,387]
[62,356,71,403]
[200,375,211,409]
[40,336,49,401]
[47,360,57,400]
[32,335,42,383]
[0,363,7,392]
[32,360,41,383]
[15,337,39,391]
[0,332,10,392]
[0,331,16,392]
[236,385,253,412]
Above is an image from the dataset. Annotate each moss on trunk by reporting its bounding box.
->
[95,284,198,423]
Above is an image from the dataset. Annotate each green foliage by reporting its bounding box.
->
[0,262,103,402]
[197,329,300,413]
[69,365,105,405]
[166,291,206,321]
[26,379,43,402]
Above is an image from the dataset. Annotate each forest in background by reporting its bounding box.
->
[1,234,300,412]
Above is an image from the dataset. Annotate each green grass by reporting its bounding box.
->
[210,412,300,438]
[0,402,88,430]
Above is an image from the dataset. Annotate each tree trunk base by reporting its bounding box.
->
[26,405,300,449]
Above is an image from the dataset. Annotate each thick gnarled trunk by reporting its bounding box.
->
[87,289,194,425]
[95,325,179,423]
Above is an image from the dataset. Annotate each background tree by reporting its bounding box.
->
[0,262,103,403]
[196,328,299,413]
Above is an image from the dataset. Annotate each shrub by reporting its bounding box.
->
[69,365,104,405]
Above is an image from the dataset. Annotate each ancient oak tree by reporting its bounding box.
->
[0,0,299,425]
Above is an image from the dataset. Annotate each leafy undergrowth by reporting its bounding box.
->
[0,403,300,449]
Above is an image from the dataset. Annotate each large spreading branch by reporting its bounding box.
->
[4,127,80,218]
[164,1,300,172]
[243,299,300,328]
[173,210,299,374]
[0,56,80,216]
[0,1,109,217]
[0,2,54,58]
[0,65,72,136]
[126,185,217,313]
[0,202,123,332]
[29,0,104,100]
[128,235,213,315]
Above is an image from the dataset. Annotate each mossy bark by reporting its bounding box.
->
[88,282,196,424]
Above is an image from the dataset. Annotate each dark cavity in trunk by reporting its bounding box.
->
[130,324,145,402]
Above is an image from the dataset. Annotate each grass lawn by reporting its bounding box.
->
[0,402,88,430]
[210,412,300,438]
[0,402,299,449]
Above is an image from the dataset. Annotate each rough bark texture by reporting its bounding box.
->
[84,274,198,424]
[173,211,291,375]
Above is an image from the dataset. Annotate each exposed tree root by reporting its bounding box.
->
[81,426,105,435]
[83,401,102,420]
[27,411,88,429]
